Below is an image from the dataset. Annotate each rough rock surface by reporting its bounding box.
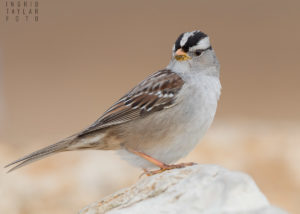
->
[79,164,287,214]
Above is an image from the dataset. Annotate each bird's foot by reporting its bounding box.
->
[127,147,196,177]
[142,162,196,176]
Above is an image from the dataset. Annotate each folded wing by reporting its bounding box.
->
[78,69,184,137]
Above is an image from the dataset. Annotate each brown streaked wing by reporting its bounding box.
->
[78,69,184,137]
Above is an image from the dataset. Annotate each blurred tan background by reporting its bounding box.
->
[0,0,299,213]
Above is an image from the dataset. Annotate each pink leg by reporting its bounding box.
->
[127,148,196,176]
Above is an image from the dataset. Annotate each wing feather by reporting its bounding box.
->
[78,69,184,137]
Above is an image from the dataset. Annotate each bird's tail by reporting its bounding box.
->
[4,135,77,173]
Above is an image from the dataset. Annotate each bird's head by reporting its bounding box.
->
[171,30,217,69]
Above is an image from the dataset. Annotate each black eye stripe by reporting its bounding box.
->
[193,46,212,56]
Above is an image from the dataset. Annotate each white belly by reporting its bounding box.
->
[118,74,221,169]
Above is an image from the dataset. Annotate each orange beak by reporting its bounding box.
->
[174,48,191,61]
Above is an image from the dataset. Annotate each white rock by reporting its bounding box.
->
[79,164,287,214]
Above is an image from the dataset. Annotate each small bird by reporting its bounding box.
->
[5,30,221,175]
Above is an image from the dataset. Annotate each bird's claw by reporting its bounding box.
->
[140,162,196,177]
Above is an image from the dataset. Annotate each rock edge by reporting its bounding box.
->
[79,164,287,214]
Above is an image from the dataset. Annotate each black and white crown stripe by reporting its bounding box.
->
[174,30,212,53]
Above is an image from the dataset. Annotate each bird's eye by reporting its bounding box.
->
[194,50,203,56]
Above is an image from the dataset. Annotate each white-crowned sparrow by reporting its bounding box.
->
[5,30,221,175]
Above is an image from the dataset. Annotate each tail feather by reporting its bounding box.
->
[5,135,77,173]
